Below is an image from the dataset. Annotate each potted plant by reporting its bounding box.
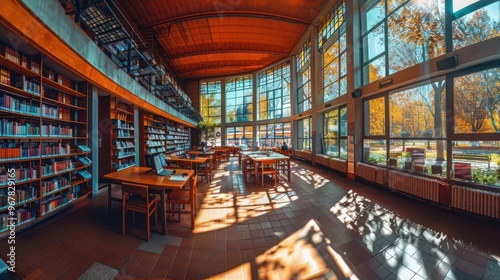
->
[197,119,216,147]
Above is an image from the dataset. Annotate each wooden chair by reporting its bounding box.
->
[197,155,213,182]
[221,149,229,161]
[122,183,157,241]
[258,159,277,187]
[166,175,198,229]
[387,158,398,167]
[242,155,256,183]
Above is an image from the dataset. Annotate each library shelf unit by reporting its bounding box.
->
[142,111,167,159]
[98,96,136,177]
[165,120,190,157]
[110,97,136,172]
[0,42,92,236]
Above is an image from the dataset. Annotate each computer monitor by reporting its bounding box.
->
[154,155,173,176]
[159,153,167,166]
[144,154,156,173]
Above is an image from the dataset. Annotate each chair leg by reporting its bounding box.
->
[146,212,150,241]
[122,209,126,236]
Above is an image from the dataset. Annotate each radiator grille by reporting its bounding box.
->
[451,185,500,219]
[388,171,440,202]
[356,162,388,185]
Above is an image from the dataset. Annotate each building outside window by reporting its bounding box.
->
[296,40,311,113]
[226,75,253,123]
[297,117,312,151]
[257,62,291,120]
[323,106,347,159]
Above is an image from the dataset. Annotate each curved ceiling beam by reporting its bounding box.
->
[144,10,311,28]
[167,49,289,60]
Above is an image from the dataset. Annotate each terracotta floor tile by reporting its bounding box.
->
[2,158,499,280]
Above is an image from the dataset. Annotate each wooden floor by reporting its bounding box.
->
[1,157,500,280]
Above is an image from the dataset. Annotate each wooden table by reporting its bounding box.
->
[103,167,194,235]
[167,156,209,172]
[245,152,291,183]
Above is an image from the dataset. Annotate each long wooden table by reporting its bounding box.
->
[103,167,194,235]
[166,156,209,172]
[243,152,291,183]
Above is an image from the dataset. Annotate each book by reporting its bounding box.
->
[77,145,90,153]
[78,157,92,165]
[77,170,92,180]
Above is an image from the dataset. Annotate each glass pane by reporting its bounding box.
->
[389,80,446,138]
[363,139,387,165]
[454,67,499,134]
[365,96,386,136]
[364,24,385,61]
[389,140,447,176]
[452,140,499,186]
[453,0,480,12]
[365,55,386,83]
[453,2,500,50]
[364,1,385,32]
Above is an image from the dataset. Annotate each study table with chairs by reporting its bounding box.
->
[103,165,197,241]
[240,151,291,186]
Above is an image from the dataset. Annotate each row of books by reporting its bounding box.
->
[41,124,73,137]
[146,127,165,134]
[16,76,41,95]
[166,135,189,140]
[113,150,135,158]
[0,187,37,208]
[0,208,35,231]
[0,68,10,85]
[148,147,165,154]
[146,140,164,147]
[41,160,73,176]
[166,125,188,133]
[0,145,40,160]
[0,168,37,186]
[0,120,40,137]
[115,141,134,148]
[41,176,70,195]
[114,113,130,121]
[41,104,63,119]
[148,134,166,140]
[39,188,78,214]
[112,119,134,130]
[41,143,71,157]
[44,90,75,105]
[113,158,135,171]
[115,129,132,138]
[0,93,40,116]
[0,45,27,67]
[114,101,131,112]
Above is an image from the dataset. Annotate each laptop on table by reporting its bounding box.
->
[153,155,173,176]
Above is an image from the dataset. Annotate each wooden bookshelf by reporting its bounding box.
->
[165,119,190,156]
[96,96,136,175]
[0,42,91,235]
[142,111,166,158]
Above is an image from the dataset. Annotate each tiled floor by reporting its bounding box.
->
[1,157,500,279]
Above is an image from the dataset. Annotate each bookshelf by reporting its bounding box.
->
[0,42,91,235]
[165,120,190,156]
[110,97,136,172]
[142,111,166,158]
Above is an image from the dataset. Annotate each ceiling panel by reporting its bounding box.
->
[115,0,328,81]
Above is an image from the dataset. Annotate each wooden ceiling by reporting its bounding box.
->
[114,0,328,82]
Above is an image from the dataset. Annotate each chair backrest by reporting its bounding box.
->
[122,183,149,197]
[177,160,192,169]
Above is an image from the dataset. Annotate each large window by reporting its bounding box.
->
[323,31,347,102]
[226,126,253,147]
[318,0,346,50]
[257,62,291,120]
[200,80,222,124]
[361,0,446,84]
[323,106,347,159]
[226,75,253,123]
[297,117,312,151]
[296,41,311,113]
[452,0,499,50]
[258,122,291,148]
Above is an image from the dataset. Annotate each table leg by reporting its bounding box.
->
[161,191,166,235]
[107,181,111,212]
[287,160,291,181]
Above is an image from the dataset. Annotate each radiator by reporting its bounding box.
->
[356,162,388,185]
[388,171,440,202]
[451,185,500,219]
[329,158,347,173]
